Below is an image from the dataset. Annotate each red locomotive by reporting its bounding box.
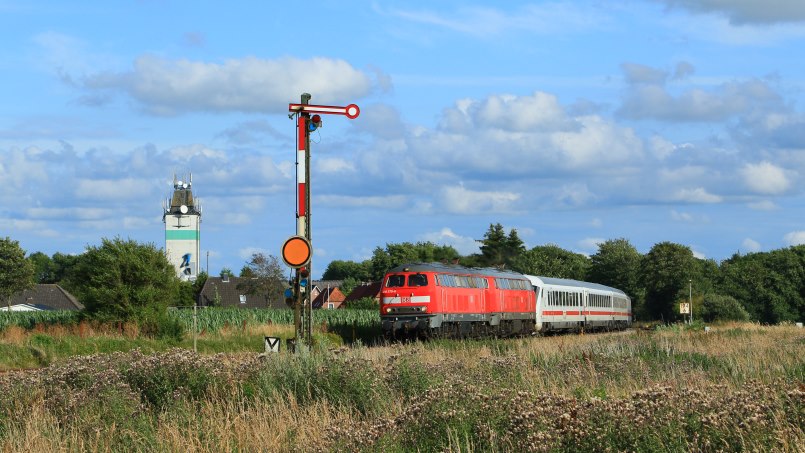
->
[380,263,631,339]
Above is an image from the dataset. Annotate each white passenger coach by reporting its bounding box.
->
[525,276,632,332]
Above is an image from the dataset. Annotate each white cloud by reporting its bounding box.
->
[556,183,596,207]
[741,161,791,194]
[80,55,376,115]
[692,249,706,259]
[747,200,778,211]
[74,178,153,200]
[386,4,603,37]
[651,0,805,25]
[671,210,694,222]
[649,135,676,160]
[474,92,576,132]
[590,218,603,228]
[317,158,355,174]
[419,227,480,256]
[671,188,723,203]
[317,194,407,209]
[618,62,781,122]
[742,238,761,252]
[783,231,805,246]
[578,237,605,252]
[440,185,520,214]
[238,247,271,260]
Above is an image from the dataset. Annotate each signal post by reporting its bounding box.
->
[282,93,360,348]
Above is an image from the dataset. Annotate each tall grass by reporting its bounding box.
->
[1,324,802,452]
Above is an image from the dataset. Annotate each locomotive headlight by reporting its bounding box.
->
[386,307,392,313]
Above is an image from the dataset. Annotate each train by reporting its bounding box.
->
[380,262,631,339]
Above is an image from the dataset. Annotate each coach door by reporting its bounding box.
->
[582,290,589,326]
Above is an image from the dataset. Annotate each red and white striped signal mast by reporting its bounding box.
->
[286,93,360,348]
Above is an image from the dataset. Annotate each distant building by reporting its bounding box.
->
[343,281,382,306]
[163,174,201,281]
[311,281,346,309]
[3,284,83,311]
[198,276,288,309]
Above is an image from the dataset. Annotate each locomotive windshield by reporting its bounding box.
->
[408,274,428,287]
[386,275,405,287]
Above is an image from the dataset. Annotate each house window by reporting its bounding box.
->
[239,295,246,304]
[328,303,335,309]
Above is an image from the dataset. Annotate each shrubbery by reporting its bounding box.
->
[701,294,750,323]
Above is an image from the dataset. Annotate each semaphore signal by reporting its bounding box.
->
[286,93,360,349]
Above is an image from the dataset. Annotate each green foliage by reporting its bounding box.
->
[65,237,181,338]
[717,246,805,323]
[0,237,35,310]
[369,241,461,280]
[345,296,378,310]
[475,223,525,268]
[701,294,750,323]
[340,276,360,298]
[641,242,696,322]
[251,353,388,415]
[322,259,371,281]
[511,244,590,279]
[587,238,643,301]
[27,251,56,283]
[236,253,286,308]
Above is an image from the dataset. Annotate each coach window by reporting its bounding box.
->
[408,273,428,287]
[386,275,405,287]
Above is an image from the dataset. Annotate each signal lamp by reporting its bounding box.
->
[308,114,322,132]
[300,267,309,278]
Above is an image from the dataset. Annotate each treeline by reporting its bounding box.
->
[322,224,805,324]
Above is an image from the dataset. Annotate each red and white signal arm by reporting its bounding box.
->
[288,103,360,119]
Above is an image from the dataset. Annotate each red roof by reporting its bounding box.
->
[343,281,382,302]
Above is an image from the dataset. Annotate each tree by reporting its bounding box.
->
[51,252,80,284]
[0,237,35,310]
[717,246,805,323]
[236,253,286,308]
[220,267,234,278]
[340,277,360,298]
[587,238,643,303]
[322,260,371,281]
[176,271,208,307]
[476,223,525,268]
[511,244,589,280]
[640,242,696,322]
[65,237,181,338]
[27,251,56,283]
[701,294,750,323]
[368,242,462,280]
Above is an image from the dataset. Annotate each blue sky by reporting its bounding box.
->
[1,1,804,278]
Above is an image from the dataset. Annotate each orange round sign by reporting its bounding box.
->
[281,236,312,268]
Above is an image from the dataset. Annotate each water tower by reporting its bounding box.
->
[162,174,201,281]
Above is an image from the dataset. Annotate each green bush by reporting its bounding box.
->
[701,294,750,323]
[344,296,378,310]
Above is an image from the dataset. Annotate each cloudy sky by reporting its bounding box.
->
[2,0,804,277]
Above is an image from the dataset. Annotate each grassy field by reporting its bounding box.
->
[0,308,380,370]
[0,322,803,452]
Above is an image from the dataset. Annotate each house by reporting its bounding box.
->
[3,284,83,311]
[312,283,346,309]
[343,281,382,306]
[198,276,288,309]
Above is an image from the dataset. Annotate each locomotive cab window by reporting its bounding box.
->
[408,273,429,287]
[386,275,405,287]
